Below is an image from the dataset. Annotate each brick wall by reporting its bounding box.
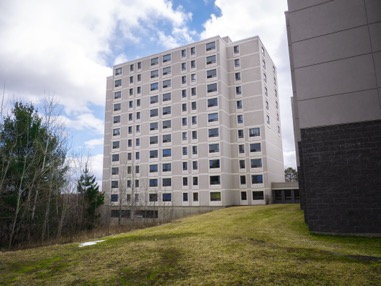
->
[299,120,381,235]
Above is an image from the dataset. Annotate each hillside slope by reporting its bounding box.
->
[1,204,380,285]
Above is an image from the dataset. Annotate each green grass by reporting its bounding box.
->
[0,204,380,285]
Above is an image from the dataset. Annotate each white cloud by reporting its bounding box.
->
[58,113,104,135]
[201,0,296,168]
[85,138,104,150]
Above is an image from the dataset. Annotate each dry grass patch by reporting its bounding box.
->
[0,204,380,285]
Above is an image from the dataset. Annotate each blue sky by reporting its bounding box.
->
[0,0,294,181]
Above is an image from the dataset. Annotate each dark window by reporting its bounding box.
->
[111,181,118,188]
[206,55,216,65]
[149,164,158,173]
[209,159,220,169]
[209,143,219,153]
[151,70,159,78]
[163,54,171,62]
[208,113,218,122]
[207,83,217,93]
[253,191,264,200]
[210,176,220,185]
[207,98,218,107]
[150,150,158,158]
[252,175,263,184]
[151,57,159,66]
[249,127,260,137]
[206,41,216,51]
[183,193,188,202]
[111,194,118,202]
[150,136,158,145]
[241,192,247,200]
[149,179,158,187]
[163,193,172,201]
[251,159,262,168]
[163,178,171,187]
[163,148,171,157]
[149,193,158,202]
[210,192,221,201]
[240,175,246,185]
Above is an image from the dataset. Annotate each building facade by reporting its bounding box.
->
[286,0,381,235]
[103,36,284,221]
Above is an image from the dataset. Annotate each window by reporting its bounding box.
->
[236,86,242,95]
[111,194,118,202]
[163,163,171,172]
[136,138,140,147]
[182,147,188,156]
[209,159,220,169]
[128,113,133,121]
[263,59,266,69]
[163,120,171,129]
[237,115,243,124]
[162,134,171,143]
[150,150,158,158]
[182,76,186,84]
[163,93,171,102]
[191,101,197,110]
[149,179,158,187]
[238,129,244,138]
[111,167,119,175]
[193,192,199,202]
[193,177,198,186]
[136,125,140,132]
[192,146,198,155]
[240,175,246,185]
[183,193,188,202]
[163,80,171,88]
[191,60,196,69]
[163,148,171,157]
[149,193,158,202]
[163,178,171,187]
[127,153,132,160]
[136,99,140,107]
[210,176,220,185]
[192,130,197,139]
[207,83,217,93]
[192,116,197,125]
[150,108,158,117]
[162,106,171,115]
[235,72,241,81]
[136,152,140,160]
[263,73,267,83]
[253,191,264,200]
[129,76,133,84]
[183,177,188,186]
[183,162,188,171]
[181,62,186,71]
[112,154,119,162]
[207,69,217,79]
[115,67,122,75]
[151,82,159,91]
[249,127,260,137]
[136,111,140,120]
[150,95,158,104]
[207,98,218,108]
[113,115,120,124]
[206,41,216,51]
[150,136,158,145]
[114,91,121,99]
[233,45,239,54]
[182,117,187,126]
[208,128,219,138]
[129,100,133,108]
[239,144,245,154]
[234,59,240,67]
[192,161,198,170]
[191,87,197,96]
[130,64,134,72]
[112,141,120,149]
[151,57,159,66]
[191,73,196,82]
[276,101,279,110]
[127,139,132,147]
[206,55,216,65]
[208,112,218,122]
[114,103,121,112]
[150,122,158,131]
[266,101,269,110]
[252,175,263,184]
[181,49,186,58]
[210,192,221,201]
[182,131,187,140]
[209,143,219,153]
[163,193,172,201]
[129,88,133,96]
[150,164,158,173]
[241,192,247,200]
[163,54,171,62]
[182,103,187,112]
[111,181,119,188]
[251,159,262,168]
[163,66,171,75]
[239,160,245,169]
[191,47,195,55]
[113,128,120,136]
[151,70,159,78]
[128,126,133,134]
[182,89,187,98]
[115,79,122,87]
[137,62,141,69]
[267,115,270,125]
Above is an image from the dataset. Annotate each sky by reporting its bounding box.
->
[0,0,295,183]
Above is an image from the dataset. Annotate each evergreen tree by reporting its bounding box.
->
[77,164,104,230]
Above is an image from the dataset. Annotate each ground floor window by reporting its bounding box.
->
[163,193,172,202]
[110,210,130,218]
[241,191,247,200]
[252,191,264,200]
[210,192,221,201]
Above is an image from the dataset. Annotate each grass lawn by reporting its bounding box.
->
[0,204,380,285]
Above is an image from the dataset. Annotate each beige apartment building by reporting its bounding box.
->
[102,36,284,221]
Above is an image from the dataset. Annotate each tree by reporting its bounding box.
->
[77,164,104,230]
[284,167,298,182]
[0,101,68,248]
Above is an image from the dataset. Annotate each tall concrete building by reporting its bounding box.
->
[103,36,284,221]
[286,0,381,235]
